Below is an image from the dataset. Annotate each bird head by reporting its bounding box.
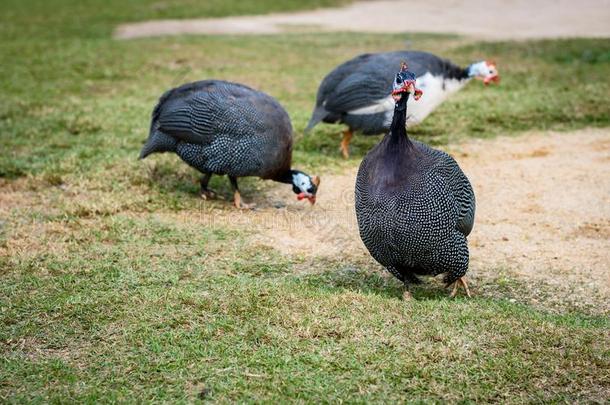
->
[468,60,500,85]
[391,62,423,102]
[291,171,320,205]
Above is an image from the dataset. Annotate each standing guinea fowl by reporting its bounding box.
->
[140,80,320,208]
[306,50,499,158]
[355,63,476,299]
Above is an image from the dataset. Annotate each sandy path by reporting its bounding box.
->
[115,0,610,40]
[188,128,610,297]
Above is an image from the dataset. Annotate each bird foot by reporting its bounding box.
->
[233,191,256,210]
[449,277,472,298]
[200,189,217,200]
[236,202,256,210]
[340,144,350,159]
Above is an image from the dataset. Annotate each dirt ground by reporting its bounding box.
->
[2,129,608,306]
[115,0,610,40]
[186,128,610,298]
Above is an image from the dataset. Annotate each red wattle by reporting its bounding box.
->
[484,75,500,85]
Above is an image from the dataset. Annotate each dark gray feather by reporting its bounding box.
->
[308,51,468,134]
[140,80,293,180]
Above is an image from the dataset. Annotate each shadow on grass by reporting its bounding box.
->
[299,265,454,301]
[297,263,610,319]
[140,158,274,205]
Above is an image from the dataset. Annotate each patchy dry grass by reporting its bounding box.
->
[2,216,609,402]
[2,185,609,401]
[1,0,610,402]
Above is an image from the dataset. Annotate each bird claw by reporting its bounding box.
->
[236,202,256,210]
[200,189,217,200]
[233,191,256,210]
[340,145,350,159]
[449,283,459,298]
[448,277,472,298]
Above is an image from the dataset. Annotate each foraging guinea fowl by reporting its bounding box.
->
[306,51,499,158]
[355,63,476,299]
[140,80,320,208]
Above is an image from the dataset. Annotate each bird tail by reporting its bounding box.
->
[139,123,177,160]
[139,138,156,160]
[304,106,329,133]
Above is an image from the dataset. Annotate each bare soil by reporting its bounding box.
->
[192,128,610,297]
[2,129,608,306]
[115,0,610,40]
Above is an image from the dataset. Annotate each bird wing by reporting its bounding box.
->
[319,51,464,114]
[314,53,373,107]
[395,51,461,78]
[323,66,396,113]
[309,50,464,135]
[316,53,399,113]
[439,153,476,236]
[154,81,269,145]
[419,144,476,236]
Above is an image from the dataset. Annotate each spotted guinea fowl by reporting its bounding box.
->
[140,80,320,208]
[355,63,476,299]
[306,50,499,158]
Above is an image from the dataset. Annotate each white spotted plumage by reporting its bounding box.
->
[355,89,476,287]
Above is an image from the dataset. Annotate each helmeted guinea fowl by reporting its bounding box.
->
[306,50,499,158]
[140,80,320,208]
[355,63,476,299]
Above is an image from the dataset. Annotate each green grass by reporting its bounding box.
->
[1,33,609,178]
[1,0,610,402]
[2,217,609,402]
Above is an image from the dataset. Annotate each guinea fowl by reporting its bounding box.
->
[306,50,499,158]
[140,80,320,208]
[355,63,476,299]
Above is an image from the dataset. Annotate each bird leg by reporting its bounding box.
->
[340,129,353,159]
[402,284,413,301]
[449,277,472,298]
[199,173,217,200]
[229,176,255,209]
